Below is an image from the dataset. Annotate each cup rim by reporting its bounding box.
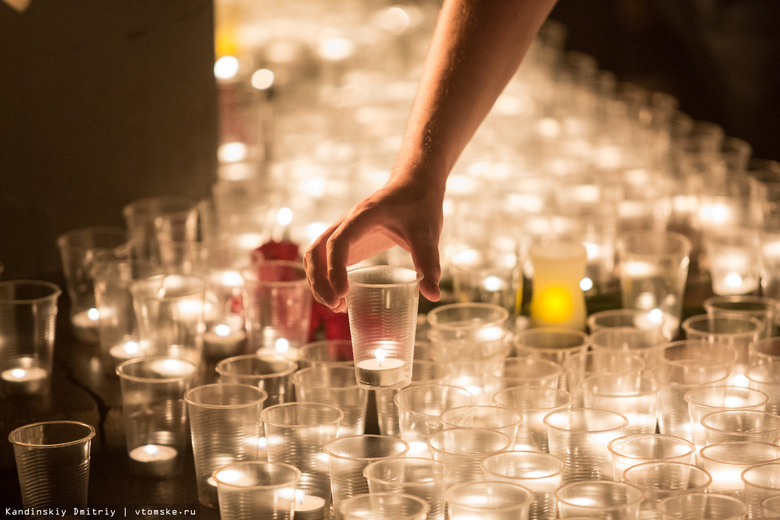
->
[346,265,423,288]
[657,492,747,515]
[0,280,62,303]
[683,385,769,410]
[426,427,512,457]
[260,402,344,428]
[482,450,567,480]
[445,480,534,511]
[607,433,695,461]
[211,461,301,490]
[362,457,447,485]
[216,354,298,380]
[323,434,409,461]
[701,409,780,434]
[115,356,198,382]
[623,460,712,491]
[8,420,96,448]
[741,461,780,489]
[184,383,268,409]
[555,480,645,509]
[543,407,629,433]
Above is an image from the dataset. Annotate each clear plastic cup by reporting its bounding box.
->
[440,405,522,448]
[116,356,197,477]
[297,340,355,369]
[544,407,628,483]
[213,461,301,520]
[242,261,312,358]
[427,427,512,487]
[482,450,565,520]
[623,461,712,519]
[130,273,206,369]
[492,386,573,452]
[0,280,61,396]
[589,326,668,365]
[555,480,644,519]
[364,458,447,520]
[375,359,449,438]
[339,492,429,520]
[394,383,474,457]
[563,350,645,403]
[682,313,762,387]
[684,385,769,448]
[123,196,199,264]
[616,230,691,340]
[501,357,563,388]
[261,402,343,516]
[746,362,780,415]
[446,481,533,520]
[741,461,780,520]
[292,365,368,436]
[581,373,658,435]
[216,354,297,407]
[657,493,747,520]
[608,433,696,482]
[512,328,590,389]
[8,420,96,511]
[184,383,268,508]
[704,295,780,339]
[702,409,780,446]
[324,435,409,520]
[56,226,130,343]
[346,266,422,389]
[699,441,780,499]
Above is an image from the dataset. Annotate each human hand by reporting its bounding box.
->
[303,178,444,312]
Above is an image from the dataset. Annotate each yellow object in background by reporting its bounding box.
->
[529,242,587,331]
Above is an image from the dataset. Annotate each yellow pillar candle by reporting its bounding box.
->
[529,242,587,331]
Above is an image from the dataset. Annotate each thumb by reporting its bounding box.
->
[409,237,441,302]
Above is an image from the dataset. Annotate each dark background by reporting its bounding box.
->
[1,0,778,282]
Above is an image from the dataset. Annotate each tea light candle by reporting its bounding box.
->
[356,347,406,388]
[72,307,101,329]
[149,358,196,378]
[203,323,247,359]
[294,491,328,520]
[128,444,179,477]
[710,252,759,295]
[1,359,48,394]
[109,340,143,363]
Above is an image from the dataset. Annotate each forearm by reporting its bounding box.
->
[392,0,558,192]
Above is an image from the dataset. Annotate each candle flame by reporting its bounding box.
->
[296,490,304,505]
[88,308,100,321]
[375,348,386,367]
[215,324,231,337]
[275,338,290,354]
[11,368,25,378]
[144,444,158,456]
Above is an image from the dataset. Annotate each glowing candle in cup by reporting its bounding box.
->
[203,323,247,359]
[109,340,143,363]
[128,444,179,477]
[356,345,406,388]
[1,357,48,394]
[294,490,328,520]
[150,358,197,378]
[71,307,101,341]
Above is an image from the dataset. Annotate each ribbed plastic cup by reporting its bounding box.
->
[446,481,533,520]
[216,354,297,407]
[242,261,312,358]
[339,492,429,520]
[184,383,267,508]
[292,365,368,436]
[261,402,343,514]
[702,409,780,446]
[427,427,512,487]
[116,356,197,477]
[608,433,696,482]
[213,461,301,520]
[394,383,474,457]
[0,280,61,396]
[482,451,565,520]
[699,441,780,499]
[492,386,573,452]
[346,266,422,390]
[581,373,658,435]
[9,421,96,511]
[324,435,409,520]
[623,461,712,519]
[440,405,522,448]
[741,462,780,519]
[544,407,628,483]
[556,480,644,519]
[375,359,449,438]
[684,385,768,449]
[364,458,447,520]
[657,493,747,520]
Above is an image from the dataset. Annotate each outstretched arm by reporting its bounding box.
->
[304,0,558,311]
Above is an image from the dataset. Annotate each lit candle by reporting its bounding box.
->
[109,340,143,363]
[710,252,759,295]
[1,359,48,395]
[294,491,328,520]
[149,358,196,378]
[71,307,102,343]
[355,346,407,388]
[128,444,179,477]
[202,323,247,359]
